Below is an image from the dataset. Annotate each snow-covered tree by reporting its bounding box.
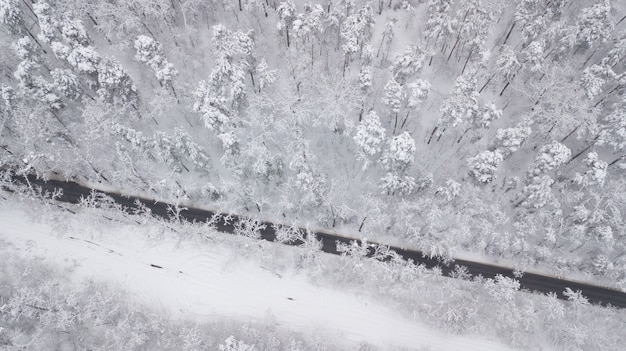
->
[448,0,494,62]
[529,141,571,177]
[493,44,521,94]
[383,76,402,116]
[381,131,415,173]
[495,121,532,158]
[32,1,56,44]
[484,275,520,303]
[407,79,430,109]
[293,3,324,50]
[517,175,556,209]
[276,0,296,47]
[521,40,544,72]
[67,46,101,75]
[13,36,39,62]
[574,151,607,187]
[472,101,501,129]
[134,35,178,88]
[354,110,385,168]
[575,0,613,49]
[379,132,416,195]
[60,15,90,47]
[29,77,63,111]
[341,4,374,66]
[51,69,81,100]
[97,58,137,104]
[597,104,625,150]
[467,149,503,183]
[0,0,21,30]
[380,172,415,196]
[358,66,372,93]
[435,179,461,201]
[134,35,164,66]
[219,336,255,351]
[581,65,608,99]
[1,85,15,112]
[256,58,277,93]
[377,20,394,61]
[425,0,455,49]
[437,72,479,134]
[193,80,230,132]
[391,45,425,84]
[51,41,71,61]
[194,24,255,128]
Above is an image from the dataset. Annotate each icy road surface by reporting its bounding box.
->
[0,204,514,351]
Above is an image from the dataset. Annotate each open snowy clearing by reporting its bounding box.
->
[0,201,515,351]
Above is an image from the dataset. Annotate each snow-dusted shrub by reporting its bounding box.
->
[234,217,267,240]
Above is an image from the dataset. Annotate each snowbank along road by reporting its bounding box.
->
[0,204,516,351]
[8,173,626,308]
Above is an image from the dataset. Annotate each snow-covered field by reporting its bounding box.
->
[0,198,515,350]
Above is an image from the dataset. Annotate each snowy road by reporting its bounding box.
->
[0,205,514,351]
[11,173,626,308]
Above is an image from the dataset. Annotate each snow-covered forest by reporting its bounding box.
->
[1,0,626,350]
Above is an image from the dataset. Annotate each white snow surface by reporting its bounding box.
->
[0,204,514,351]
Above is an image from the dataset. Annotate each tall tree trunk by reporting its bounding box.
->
[447,36,460,62]
[560,126,579,143]
[502,21,515,46]
[499,81,511,96]
[461,49,473,74]
[427,126,438,144]
[479,74,494,93]
[609,154,625,167]
[567,135,600,164]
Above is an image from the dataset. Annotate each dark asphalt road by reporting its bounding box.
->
[7,173,626,308]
